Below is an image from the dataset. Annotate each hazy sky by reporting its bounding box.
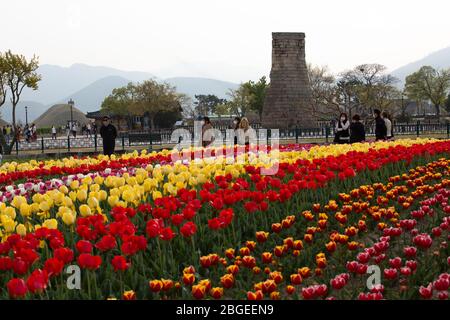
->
[1,0,450,82]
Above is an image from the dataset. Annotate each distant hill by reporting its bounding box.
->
[20,63,156,105]
[0,63,239,123]
[391,46,450,85]
[1,101,47,124]
[34,104,89,128]
[54,76,131,114]
[165,77,238,98]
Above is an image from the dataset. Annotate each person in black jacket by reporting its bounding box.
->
[374,109,387,141]
[100,116,117,156]
[350,114,365,143]
[334,113,350,144]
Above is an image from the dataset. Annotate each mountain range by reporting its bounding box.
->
[0,64,239,123]
[1,45,450,124]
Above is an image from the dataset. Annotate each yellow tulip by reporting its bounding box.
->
[98,190,107,201]
[76,190,88,202]
[4,207,17,219]
[19,203,32,217]
[59,185,69,194]
[2,217,17,233]
[62,211,76,225]
[16,224,27,236]
[108,195,119,208]
[11,196,27,209]
[79,204,92,217]
[94,176,104,185]
[70,180,80,190]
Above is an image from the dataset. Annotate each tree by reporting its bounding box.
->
[344,64,399,117]
[0,50,41,154]
[101,82,136,130]
[225,85,252,117]
[445,93,450,113]
[404,66,450,118]
[241,77,269,121]
[193,94,226,116]
[308,65,341,119]
[132,80,181,130]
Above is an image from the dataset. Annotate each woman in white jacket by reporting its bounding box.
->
[382,112,394,140]
[334,113,350,144]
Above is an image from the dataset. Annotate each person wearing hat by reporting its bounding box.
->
[100,116,117,156]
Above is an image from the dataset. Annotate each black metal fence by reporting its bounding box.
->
[11,122,450,155]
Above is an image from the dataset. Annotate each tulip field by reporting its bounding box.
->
[0,138,449,300]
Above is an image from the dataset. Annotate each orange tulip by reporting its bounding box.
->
[239,247,250,256]
[242,256,256,268]
[182,273,195,286]
[225,248,235,259]
[192,284,206,300]
[274,246,284,257]
[246,241,257,251]
[183,265,195,274]
[290,273,302,285]
[253,266,261,275]
[271,223,282,233]
[270,291,280,300]
[325,241,337,252]
[210,287,224,299]
[262,279,277,294]
[220,274,235,289]
[269,271,283,284]
[149,280,163,292]
[256,231,269,243]
[161,279,173,291]
[247,290,263,300]
[298,267,311,278]
[227,264,239,275]
[286,285,295,295]
[122,290,136,300]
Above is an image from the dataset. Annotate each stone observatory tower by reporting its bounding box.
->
[261,32,314,129]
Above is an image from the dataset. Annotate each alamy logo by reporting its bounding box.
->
[66,265,81,290]
[170,121,280,175]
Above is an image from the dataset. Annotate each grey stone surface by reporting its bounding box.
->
[261,32,315,129]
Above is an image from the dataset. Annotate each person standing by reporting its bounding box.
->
[5,125,11,144]
[238,117,252,146]
[87,122,92,137]
[31,123,37,142]
[350,114,366,143]
[334,113,350,144]
[374,109,387,141]
[233,117,241,145]
[100,116,117,156]
[201,116,214,148]
[382,111,394,140]
[51,125,57,140]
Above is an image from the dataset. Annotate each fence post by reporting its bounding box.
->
[447,122,450,139]
[149,131,153,150]
[41,137,44,153]
[15,140,19,155]
[267,129,271,145]
[94,133,97,152]
[325,126,330,143]
[295,126,299,143]
[416,121,420,137]
[122,135,125,151]
[68,135,71,152]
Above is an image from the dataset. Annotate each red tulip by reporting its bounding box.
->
[419,284,433,299]
[159,227,175,241]
[112,255,130,272]
[26,269,49,294]
[383,268,398,280]
[54,247,74,264]
[388,257,402,269]
[180,222,197,237]
[76,240,93,254]
[7,278,28,299]
[44,258,64,276]
[95,235,117,252]
[403,246,417,258]
[77,253,102,270]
